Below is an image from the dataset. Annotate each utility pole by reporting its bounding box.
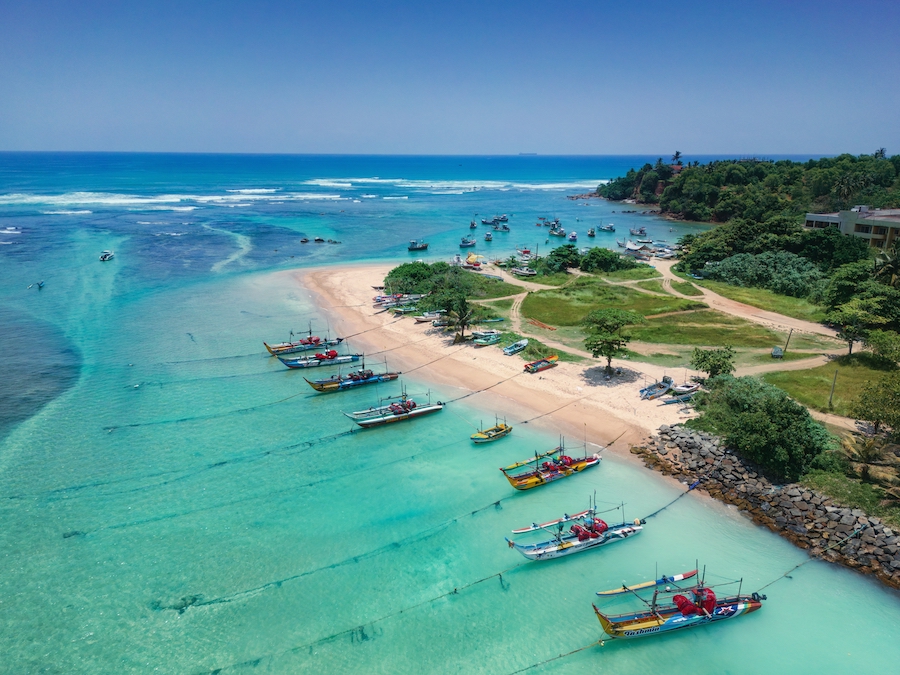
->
[828,370,839,409]
[783,328,793,353]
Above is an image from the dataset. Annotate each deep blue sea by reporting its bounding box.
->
[2,153,897,674]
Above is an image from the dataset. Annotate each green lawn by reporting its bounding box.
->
[670,280,704,296]
[626,310,784,348]
[693,279,827,323]
[533,272,574,286]
[601,266,661,281]
[520,277,705,326]
[802,470,900,528]
[636,280,665,294]
[762,353,894,417]
[480,297,514,311]
[737,350,825,366]
[497,332,584,363]
[472,276,523,299]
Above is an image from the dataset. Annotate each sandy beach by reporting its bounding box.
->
[281,262,698,462]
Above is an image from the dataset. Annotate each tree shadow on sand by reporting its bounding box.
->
[581,365,642,388]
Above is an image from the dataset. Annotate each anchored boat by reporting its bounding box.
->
[344,392,444,428]
[408,239,429,251]
[499,444,600,490]
[277,350,362,369]
[99,250,115,261]
[524,354,558,373]
[304,365,400,393]
[264,329,344,356]
[593,571,765,639]
[471,419,512,443]
[505,501,643,561]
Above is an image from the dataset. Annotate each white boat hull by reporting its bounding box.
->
[508,523,642,561]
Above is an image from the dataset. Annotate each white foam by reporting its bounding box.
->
[303,179,353,189]
[41,209,92,215]
[0,241,13,245]
[306,177,608,192]
[383,196,408,200]
[225,188,279,194]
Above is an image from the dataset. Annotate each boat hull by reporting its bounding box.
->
[346,403,444,427]
[279,354,361,369]
[508,523,641,561]
[501,454,601,491]
[304,372,400,393]
[593,596,762,639]
[265,338,343,356]
[471,424,512,443]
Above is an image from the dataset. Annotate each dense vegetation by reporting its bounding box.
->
[529,244,642,275]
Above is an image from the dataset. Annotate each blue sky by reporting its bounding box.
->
[1,0,898,154]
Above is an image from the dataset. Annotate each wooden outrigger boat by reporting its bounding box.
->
[503,339,528,356]
[639,376,673,400]
[599,223,615,232]
[630,226,647,236]
[413,311,445,323]
[592,572,765,640]
[470,419,512,443]
[524,354,558,373]
[595,569,698,596]
[511,267,537,277]
[277,350,362,369]
[264,330,344,356]
[505,501,643,561]
[660,392,696,406]
[344,392,444,428]
[304,365,400,393]
[671,382,700,395]
[499,444,600,491]
[472,329,501,339]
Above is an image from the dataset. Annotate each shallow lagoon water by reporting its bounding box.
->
[1,154,898,673]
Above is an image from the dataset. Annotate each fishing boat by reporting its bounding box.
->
[470,220,478,229]
[408,239,429,251]
[502,339,528,355]
[499,445,601,491]
[671,382,700,395]
[639,376,673,400]
[524,354,558,373]
[505,502,643,561]
[264,333,344,356]
[470,419,512,443]
[481,317,506,323]
[472,329,501,339]
[630,227,647,236]
[413,311,445,323]
[484,231,493,242]
[496,214,508,222]
[278,350,362,369]
[599,223,615,232]
[592,573,765,639]
[636,238,653,244]
[568,231,578,241]
[474,334,502,346]
[616,239,626,248]
[493,223,511,232]
[660,392,695,405]
[549,227,566,237]
[596,569,698,597]
[343,392,444,428]
[516,248,531,256]
[511,267,536,277]
[99,250,114,261]
[460,235,477,248]
[431,318,451,327]
[587,228,595,237]
[304,366,401,393]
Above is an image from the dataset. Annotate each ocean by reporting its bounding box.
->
[1,152,897,674]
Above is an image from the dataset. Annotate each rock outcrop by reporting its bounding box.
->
[631,425,900,590]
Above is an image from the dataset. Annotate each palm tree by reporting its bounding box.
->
[840,434,899,483]
[671,151,683,166]
[449,295,475,341]
[874,243,900,287]
[875,148,887,159]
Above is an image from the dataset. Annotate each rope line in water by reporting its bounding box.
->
[196,560,529,674]
[505,640,601,674]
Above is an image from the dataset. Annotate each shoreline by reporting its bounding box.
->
[283,263,694,471]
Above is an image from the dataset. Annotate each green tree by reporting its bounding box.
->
[672,151,683,166]
[541,244,582,273]
[448,294,475,341]
[850,372,900,435]
[875,148,887,159]
[839,433,898,483]
[579,247,638,273]
[690,346,736,378]
[826,299,886,354]
[863,329,900,366]
[582,309,645,373]
[874,243,900,286]
[699,376,832,481]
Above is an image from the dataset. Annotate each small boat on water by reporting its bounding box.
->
[636,238,653,244]
[587,228,595,237]
[493,223,511,232]
[484,232,493,242]
[568,232,577,241]
[460,235,477,248]
[630,227,647,236]
[503,339,528,356]
[304,366,401,393]
[524,354,558,373]
[471,419,512,443]
[616,239,626,248]
[470,220,478,229]
[264,332,344,356]
[99,250,115,261]
[639,376,673,400]
[499,444,601,491]
[549,227,566,237]
[278,350,362,369]
[592,573,765,640]
[408,239,429,251]
[599,223,615,232]
[344,392,444,428]
[505,501,643,561]
[511,267,537,277]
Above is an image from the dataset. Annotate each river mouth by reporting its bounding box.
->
[0,306,81,441]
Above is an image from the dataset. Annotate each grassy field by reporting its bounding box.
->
[520,277,705,326]
[670,280,704,296]
[629,310,784,348]
[601,266,661,281]
[737,349,826,366]
[636,280,665,294]
[802,470,900,528]
[762,353,892,417]
[693,279,827,323]
[472,276,524,299]
[532,272,573,286]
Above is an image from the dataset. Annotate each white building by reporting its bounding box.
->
[804,206,900,249]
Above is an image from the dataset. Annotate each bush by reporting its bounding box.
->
[702,251,824,298]
[579,247,639,273]
[697,375,833,481]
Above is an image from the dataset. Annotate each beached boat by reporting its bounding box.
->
[503,339,528,356]
[671,382,700,395]
[481,317,506,323]
[639,376,673,400]
[264,334,344,356]
[304,366,401,393]
[431,318,450,327]
[592,575,765,640]
[599,223,615,232]
[413,311,445,323]
[499,445,601,491]
[470,420,512,443]
[616,239,626,248]
[343,394,444,428]
[587,228,595,237]
[505,503,643,561]
[471,329,501,339]
[460,235,477,248]
[511,267,537,277]
[408,239,429,251]
[278,350,362,369]
[524,354,558,373]
[660,392,696,405]
[474,334,502,346]
[99,250,114,261]
[630,227,647,236]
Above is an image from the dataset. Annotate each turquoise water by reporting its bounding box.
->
[2,153,897,673]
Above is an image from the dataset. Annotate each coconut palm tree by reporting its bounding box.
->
[875,148,887,159]
[874,243,900,287]
[671,151,683,166]
[840,434,899,483]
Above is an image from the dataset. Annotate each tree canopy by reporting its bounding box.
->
[582,309,644,373]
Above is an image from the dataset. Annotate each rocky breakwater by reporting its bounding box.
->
[631,424,900,591]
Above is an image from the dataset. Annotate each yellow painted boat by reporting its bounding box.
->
[471,422,513,444]
[499,447,600,491]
